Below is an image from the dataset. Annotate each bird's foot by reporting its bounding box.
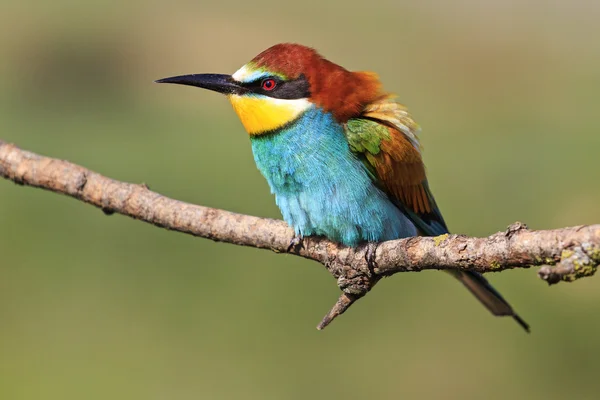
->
[287,235,305,253]
[364,242,379,276]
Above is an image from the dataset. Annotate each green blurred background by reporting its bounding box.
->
[2,1,600,399]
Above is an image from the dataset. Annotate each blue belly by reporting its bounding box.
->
[250,107,417,247]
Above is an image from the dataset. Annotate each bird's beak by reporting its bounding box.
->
[155,73,246,95]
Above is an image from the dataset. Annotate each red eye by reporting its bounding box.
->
[261,78,277,91]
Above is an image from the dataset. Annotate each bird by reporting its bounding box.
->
[156,43,529,332]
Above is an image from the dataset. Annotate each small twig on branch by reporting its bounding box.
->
[1,140,599,329]
[317,293,359,330]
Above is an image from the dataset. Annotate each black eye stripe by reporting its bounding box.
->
[240,74,310,99]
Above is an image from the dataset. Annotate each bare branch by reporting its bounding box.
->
[1,140,599,329]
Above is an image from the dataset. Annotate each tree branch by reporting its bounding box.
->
[1,140,599,329]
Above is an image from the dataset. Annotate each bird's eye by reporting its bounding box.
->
[261,78,277,91]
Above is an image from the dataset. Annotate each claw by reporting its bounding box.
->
[364,242,379,275]
[287,235,304,253]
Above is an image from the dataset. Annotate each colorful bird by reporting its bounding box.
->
[157,43,529,332]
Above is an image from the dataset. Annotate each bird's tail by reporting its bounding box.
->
[446,270,530,332]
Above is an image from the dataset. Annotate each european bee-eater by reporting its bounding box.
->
[157,43,529,332]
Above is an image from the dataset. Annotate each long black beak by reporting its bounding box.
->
[155,73,246,95]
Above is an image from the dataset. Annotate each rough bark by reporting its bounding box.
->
[1,140,598,329]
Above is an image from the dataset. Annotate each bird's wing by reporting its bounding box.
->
[344,95,447,236]
[345,97,530,332]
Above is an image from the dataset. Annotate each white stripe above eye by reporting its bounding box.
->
[232,65,270,83]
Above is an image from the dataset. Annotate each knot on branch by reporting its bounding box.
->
[328,242,379,296]
[538,243,600,285]
[337,271,372,296]
[328,255,373,296]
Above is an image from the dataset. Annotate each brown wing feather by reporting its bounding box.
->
[371,125,431,214]
[358,97,432,214]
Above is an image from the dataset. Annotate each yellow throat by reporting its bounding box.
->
[228,95,312,135]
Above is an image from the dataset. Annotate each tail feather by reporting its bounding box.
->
[447,270,530,332]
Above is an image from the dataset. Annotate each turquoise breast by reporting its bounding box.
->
[250,107,417,246]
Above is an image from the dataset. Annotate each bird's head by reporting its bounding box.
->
[156,43,383,135]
